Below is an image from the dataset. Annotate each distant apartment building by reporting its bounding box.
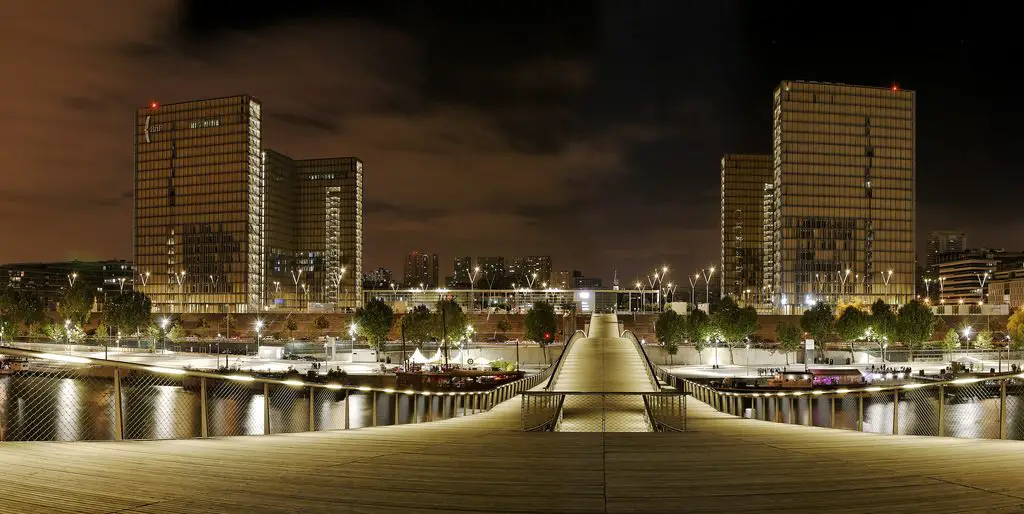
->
[361,268,392,290]
[926,231,967,275]
[507,256,553,287]
[721,154,772,303]
[403,251,439,288]
[450,256,474,288]
[553,270,572,290]
[0,260,133,310]
[766,81,915,310]
[477,256,506,289]
[938,249,1024,304]
[134,95,362,313]
[988,266,1024,308]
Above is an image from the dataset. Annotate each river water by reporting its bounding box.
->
[1,375,468,441]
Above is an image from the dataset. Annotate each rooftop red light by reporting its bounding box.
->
[150,101,159,109]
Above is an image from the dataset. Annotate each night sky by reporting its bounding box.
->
[1,1,1020,285]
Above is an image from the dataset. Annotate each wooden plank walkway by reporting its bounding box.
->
[4,393,1024,512]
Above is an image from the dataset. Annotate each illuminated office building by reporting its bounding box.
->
[720,154,772,303]
[134,95,362,313]
[768,81,915,310]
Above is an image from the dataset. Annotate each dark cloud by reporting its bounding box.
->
[1,1,1021,283]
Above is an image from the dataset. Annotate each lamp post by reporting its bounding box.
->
[255,319,263,352]
[838,269,851,303]
[159,317,169,354]
[348,322,357,360]
[291,269,303,311]
[174,271,186,313]
[468,266,480,312]
[634,281,643,318]
[272,281,281,308]
[117,277,127,293]
[67,272,78,288]
[976,271,991,305]
[688,273,699,307]
[702,266,715,307]
[64,319,72,347]
[139,271,150,287]
[880,269,894,304]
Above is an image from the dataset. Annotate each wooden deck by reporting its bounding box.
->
[4,394,1024,513]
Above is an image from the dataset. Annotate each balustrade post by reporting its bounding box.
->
[200,377,209,437]
[830,396,836,429]
[344,391,350,430]
[113,367,124,441]
[413,395,419,423]
[372,391,378,427]
[892,390,899,435]
[309,386,316,431]
[394,393,400,424]
[263,383,271,435]
[857,393,864,432]
[463,395,467,417]
[937,385,945,437]
[1000,381,1008,440]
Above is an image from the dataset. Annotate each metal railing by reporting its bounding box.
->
[657,367,1024,440]
[0,347,553,442]
[520,391,687,432]
[545,330,586,390]
[621,330,660,390]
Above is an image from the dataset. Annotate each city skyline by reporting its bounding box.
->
[1,3,1023,285]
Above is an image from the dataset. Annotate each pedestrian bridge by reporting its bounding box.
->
[3,314,1024,512]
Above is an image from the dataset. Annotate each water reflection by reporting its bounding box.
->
[2,376,464,442]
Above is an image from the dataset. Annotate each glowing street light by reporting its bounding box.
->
[67,272,78,288]
[702,266,716,306]
[255,319,264,349]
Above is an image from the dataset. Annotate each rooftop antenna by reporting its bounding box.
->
[613,270,620,290]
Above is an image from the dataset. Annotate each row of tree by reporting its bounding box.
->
[783,300,936,362]
[655,297,759,364]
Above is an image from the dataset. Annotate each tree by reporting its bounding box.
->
[777,322,801,365]
[897,300,934,361]
[95,321,110,340]
[496,317,512,341]
[45,322,85,344]
[146,320,183,351]
[58,282,94,326]
[314,315,330,335]
[103,291,151,336]
[975,329,993,350]
[285,318,298,340]
[870,299,897,343]
[688,309,713,364]
[835,306,868,358]
[800,302,834,351]
[525,301,558,363]
[402,305,433,345]
[655,310,685,365]
[433,299,469,364]
[0,287,45,336]
[711,297,759,363]
[942,328,960,361]
[355,299,394,351]
[1008,310,1024,353]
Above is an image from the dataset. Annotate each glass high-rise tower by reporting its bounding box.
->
[720,154,772,303]
[134,95,362,313]
[768,81,915,311]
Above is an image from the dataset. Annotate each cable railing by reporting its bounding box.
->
[0,347,554,442]
[544,330,586,390]
[520,391,687,432]
[620,330,660,391]
[657,367,1024,440]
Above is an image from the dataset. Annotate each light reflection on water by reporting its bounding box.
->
[2,377,453,441]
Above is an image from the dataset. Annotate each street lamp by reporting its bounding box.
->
[159,317,169,353]
[838,269,851,303]
[291,269,303,311]
[139,271,150,288]
[702,266,715,306]
[634,281,643,317]
[880,269,894,304]
[173,271,187,313]
[688,273,700,307]
[64,319,72,347]
[255,319,264,350]
[962,325,973,350]
[349,322,357,359]
[976,271,991,304]
[468,266,480,312]
[68,272,78,288]
[117,276,127,293]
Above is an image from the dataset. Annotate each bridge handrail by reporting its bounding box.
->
[544,329,587,390]
[655,365,1024,439]
[620,330,660,390]
[521,391,688,432]
[0,345,554,442]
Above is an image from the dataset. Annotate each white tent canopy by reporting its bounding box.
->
[408,348,429,364]
[426,348,444,364]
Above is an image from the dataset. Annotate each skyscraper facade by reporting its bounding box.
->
[926,230,967,275]
[720,154,772,303]
[768,81,915,310]
[452,256,474,288]
[135,95,362,313]
[403,251,439,288]
[477,256,506,288]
